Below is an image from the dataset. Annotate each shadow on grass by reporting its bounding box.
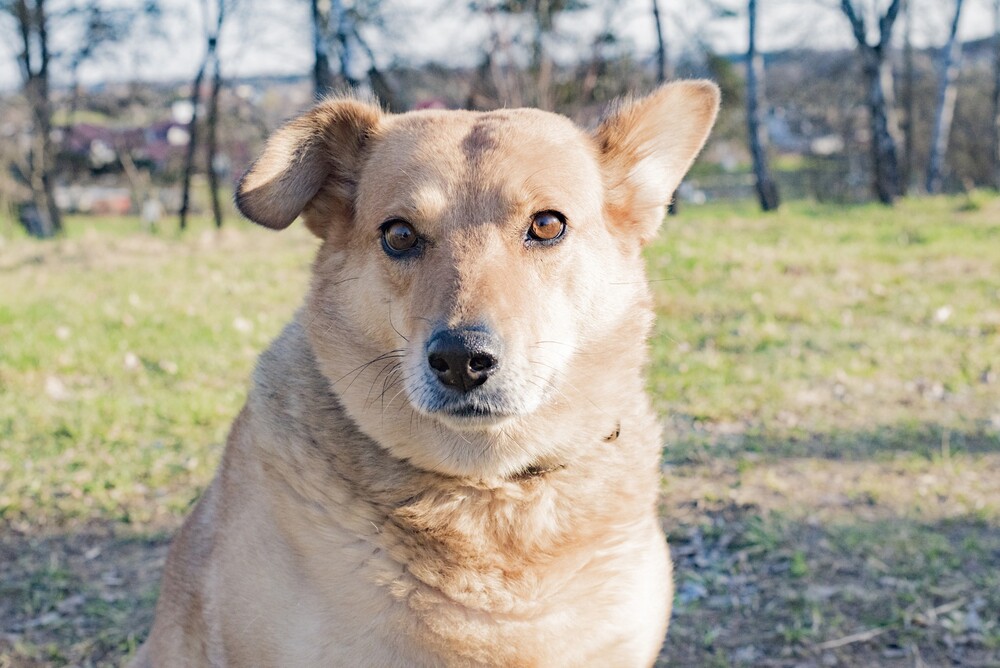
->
[659,504,1000,668]
[663,419,1000,466]
[0,524,169,666]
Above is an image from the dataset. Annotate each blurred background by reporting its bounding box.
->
[1,1,999,667]
[0,0,999,232]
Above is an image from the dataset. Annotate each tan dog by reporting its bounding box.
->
[134,81,718,667]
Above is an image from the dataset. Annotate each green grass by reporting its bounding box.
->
[1,196,999,666]
[0,216,317,528]
[647,197,1000,464]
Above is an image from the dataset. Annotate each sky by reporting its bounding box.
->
[0,0,996,92]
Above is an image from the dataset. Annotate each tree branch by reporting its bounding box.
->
[36,0,50,79]
[878,0,902,46]
[840,0,868,46]
[13,0,33,79]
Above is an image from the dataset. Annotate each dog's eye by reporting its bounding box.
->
[381,219,419,256]
[527,211,566,244]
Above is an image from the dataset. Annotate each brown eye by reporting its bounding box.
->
[527,211,566,244]
[381,219,419,256]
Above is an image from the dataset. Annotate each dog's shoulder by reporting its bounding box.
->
[251,315,327,417]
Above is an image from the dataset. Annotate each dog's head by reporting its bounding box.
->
[237,83,719,478]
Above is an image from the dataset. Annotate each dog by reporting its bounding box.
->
[133,81,719,667]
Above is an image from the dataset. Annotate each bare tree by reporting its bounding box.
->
[205,50,224,228]
[179,0,227,231]
[652,0,668,84]
[5,0,61,236]
[901,0,915,191]
[925,0,965,194]
[746,0,779,211]
[331,0,360,87]
[993,0,1000,190]
[840,0,903,204]
[488,0,585,109]
[309,0,399,106]
[467,3,523,109]
[528,0,554,109]
[311,0,335,96]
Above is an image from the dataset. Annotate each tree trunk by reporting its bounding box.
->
[992,0,1000,191]
[746,0,780,211]
[331,0,360,87]
[15,0,62,237]
[863,52,903,204]
[351,26,401,111]
[901,0,915,192]
[205,54,224,228]
[841,0,903,205]
[652,0,668,84]
[531,0,553,110]
[926,0,965,194]
[179,59,206,231]
[115,140,148,215]
[311,0,334,97]
[181,0,228,231]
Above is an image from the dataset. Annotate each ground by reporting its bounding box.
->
[1,196,998,666]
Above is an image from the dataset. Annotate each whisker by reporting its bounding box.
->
[366,361,403,409]
[378,372,410,428]
[388,306,410,343]
[383,375,412,414]
[377,367,406,411]
[332,349,406,391]
[331,276,361,287]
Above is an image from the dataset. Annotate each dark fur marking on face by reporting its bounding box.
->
[461,120,500,162]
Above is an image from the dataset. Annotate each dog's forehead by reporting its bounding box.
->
[383,107,591,157]
[356,109,603,222]
[368,109,597,187]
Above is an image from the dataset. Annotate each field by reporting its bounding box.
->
[1,196,999,666]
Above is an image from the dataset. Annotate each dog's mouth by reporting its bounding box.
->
[405,379,524,430]
[429,398,519,430]
[446,403,501,418]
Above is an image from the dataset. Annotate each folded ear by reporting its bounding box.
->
[235,96,384,237]
[595,80,720,243]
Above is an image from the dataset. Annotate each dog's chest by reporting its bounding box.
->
[274,481,668,667]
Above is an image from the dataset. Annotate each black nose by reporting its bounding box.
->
[426,327,501,393]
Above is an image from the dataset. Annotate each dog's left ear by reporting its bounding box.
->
[595,80,720,243]
[236,96,384,237]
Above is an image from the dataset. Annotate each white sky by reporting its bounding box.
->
[0,0,996,92]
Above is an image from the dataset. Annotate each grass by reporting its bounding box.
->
[647,198,999,451]
[1,195,999,666]
[0,218,315,529]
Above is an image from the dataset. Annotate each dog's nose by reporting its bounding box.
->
[426,328,501,393]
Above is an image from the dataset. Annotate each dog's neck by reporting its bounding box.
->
[249,319,661,613]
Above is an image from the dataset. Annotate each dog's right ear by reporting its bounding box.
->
[235,96,384,237]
